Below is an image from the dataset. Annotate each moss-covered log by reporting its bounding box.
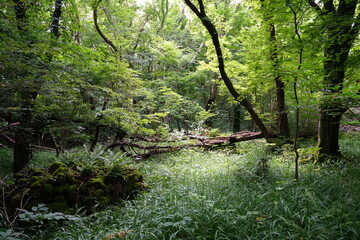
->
[1,162,145,214]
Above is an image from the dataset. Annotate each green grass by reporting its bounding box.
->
[19,139,360,240]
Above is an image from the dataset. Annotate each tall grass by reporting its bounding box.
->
[25,139,360,240]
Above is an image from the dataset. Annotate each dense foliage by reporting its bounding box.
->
[0,0,359,238]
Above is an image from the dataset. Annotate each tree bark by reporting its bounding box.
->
[233,104,241,133]
[93,0,118,53]
[261,0,289,139]
[204,82,218,127]
[13,106,32,174]
[270,24,290,139]
[12,0,33,174]
[184,0,270,139]
[50,0,62,38]
[12,0,27,32]
[309,0,360,162]
[89,99,108,152]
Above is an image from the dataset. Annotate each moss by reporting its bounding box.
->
[30,175,46,184]
[96,196,111,206]
[124,169,143,184]
[80,168,93,178]
[65,184,79,203]
[43,183,53,194]
[109,165,127,176]
[53,184,70,195]
[66,170,79,185]
[28,168,46,176]
[30,181,43,196]
[93,189,105,197]
[17,178,29,185]
[87,177,107,189]
[54,167,68,175]
[49,162,67,172]
[4,162,145,215]
[51,172,67,185]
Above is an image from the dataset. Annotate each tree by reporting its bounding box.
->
[308,0,360,161]
[10,0,40,173]
[259,0,290,139]
[184,0,271,139]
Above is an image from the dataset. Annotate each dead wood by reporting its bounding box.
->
[0,123,19,134]
[106,131,264,159]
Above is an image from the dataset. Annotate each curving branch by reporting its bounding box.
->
[184,0,270,139]
[93,0,118,53]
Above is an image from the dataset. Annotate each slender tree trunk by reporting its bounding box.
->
[133,15,150,52]
[156,0,169,34]
[204,82,218,127]
[89,99,108,152]
[233,104,241,133]
[261,1,290,139]
[289,4,303,179]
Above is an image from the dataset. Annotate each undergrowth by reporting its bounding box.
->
[20,138,360,240]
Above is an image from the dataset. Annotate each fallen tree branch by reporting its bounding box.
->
[106,131,264,159]
[0,123,19,134]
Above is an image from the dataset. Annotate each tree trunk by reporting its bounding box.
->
[204,82,218,127]
[261,1,290,139]
[317,109,343,161]
[50,0,62,38]
[309,0,360,162]
[269,24,290,139]
[233,104,241,133]
[13,105,32,174]
[89,99,108,152]
[275,75,290,138]
[12,0,32,174]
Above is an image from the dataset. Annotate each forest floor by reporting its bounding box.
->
[1,133,360,240]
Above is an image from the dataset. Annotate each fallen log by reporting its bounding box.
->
[106,131,264,159]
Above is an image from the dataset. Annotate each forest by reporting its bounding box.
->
[0,0,359,239]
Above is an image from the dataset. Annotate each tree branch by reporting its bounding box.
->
[93,0,118,53]
[184,0,202,17]
[184,0,270,138]
[197,0,205,14]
